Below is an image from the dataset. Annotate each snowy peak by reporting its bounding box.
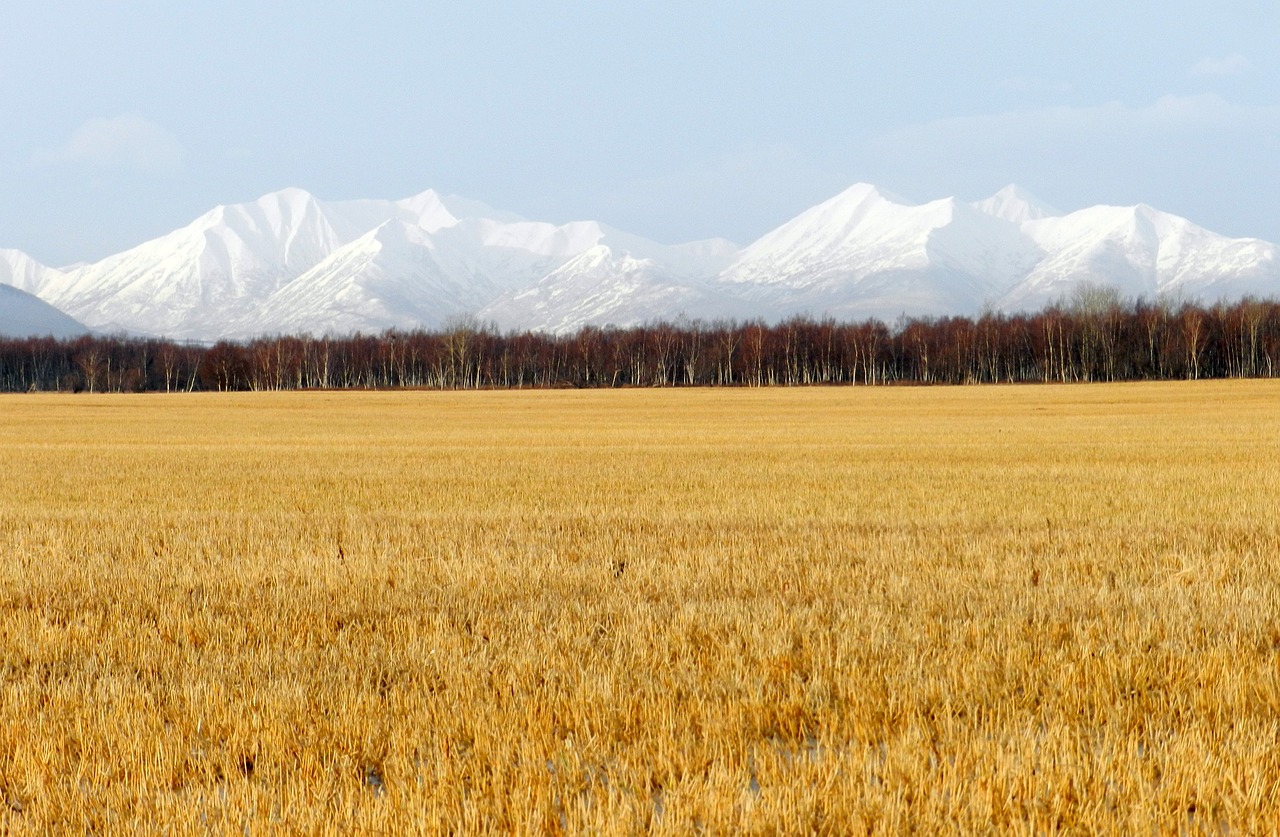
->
[1,248,66,296]
[392,189,461,233]
[5,182,1280,340]
[920,198,1045,291]
[718,182,1280,322]
[27,188,357,338]
[479,243,734,334]
[463,218,608,258]
[725,184,899,280]
[973,185,1061,224]
[821,182,889,213]
[1000,202,1280,310]
[209,187,344,273]
[227,219,445,337]
[752,184,961,255]
[560,244,643,272]
[202,197,737,337]
[433,193,527,225]
[770,182,892,241]
[1023,203,1210,261]
[724,187,1036,295]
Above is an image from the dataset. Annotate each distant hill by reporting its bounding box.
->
[0,280,88,340]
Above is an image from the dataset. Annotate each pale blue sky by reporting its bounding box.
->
[3,1,1277,265]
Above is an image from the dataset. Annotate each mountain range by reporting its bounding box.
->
[2,184,1278,340]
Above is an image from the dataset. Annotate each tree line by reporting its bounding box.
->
[3,291,1280,393]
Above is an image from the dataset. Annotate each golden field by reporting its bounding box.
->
[1,382,1278,833]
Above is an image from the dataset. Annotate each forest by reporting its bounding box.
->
[2,292,1279,392]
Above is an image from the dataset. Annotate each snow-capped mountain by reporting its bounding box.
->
[972,185,1060,224]
[25,188,487,338]
[480,242,742,333]
[0,283,88,339]
[998,204,1279,311]
[718,183,1046,321]
[4,184,1279,338]
[230,216,558,337]
[9,188,737,339]
[714,183,1277,323]
[1,248,66,296]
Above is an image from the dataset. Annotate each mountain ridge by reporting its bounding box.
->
[3,184,1279,339]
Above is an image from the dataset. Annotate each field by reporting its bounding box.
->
[1,383,1278,832]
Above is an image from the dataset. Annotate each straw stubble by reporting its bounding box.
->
[0,383,1277,832]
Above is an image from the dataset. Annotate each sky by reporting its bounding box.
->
[2,1,1278,266]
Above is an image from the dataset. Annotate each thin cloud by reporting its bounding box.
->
[32,115,184,174]
[1190,53,1251,77]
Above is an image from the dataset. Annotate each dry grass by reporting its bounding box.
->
[1,382,1278,833]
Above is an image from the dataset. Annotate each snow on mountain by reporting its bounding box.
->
[972,185,1061,224]
[477,226,740,333]
[226,221,447,337]
[6,183,1280,339]
[220,207,730,336]
[480,243,745,334]
[19,187,523,339]
[28,188,351,338]
[1,248,68,296]
[999,204,1280,311]
[1,249,89,338]
[12,185,744,339]
[717,184,1045,320]
[0,283,88,339]
[430,194,526,226]
[230,218,560,337]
